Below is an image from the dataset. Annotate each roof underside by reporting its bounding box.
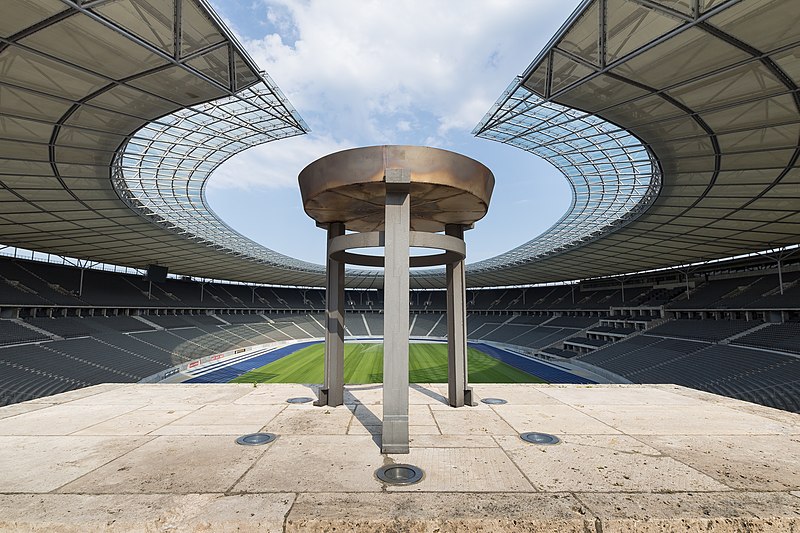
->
[458,0,800,287]
[1,0,799,289]
[0,0,334,287]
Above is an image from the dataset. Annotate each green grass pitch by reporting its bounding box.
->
[230,342,546,384]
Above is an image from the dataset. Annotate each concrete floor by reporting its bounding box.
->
[0,382,798,532]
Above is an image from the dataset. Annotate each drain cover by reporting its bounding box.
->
[375,464,424,485]
[235,432,277,446]
[480,397,507,405]
[520,432,561,445]
[286,397,314,404]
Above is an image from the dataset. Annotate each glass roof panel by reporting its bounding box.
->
[233,52,260,91]
[556,0,600,65]
[611,27,748,88]
[557,73,650,114]
[522,59,548,97]
[90,84,179,121]
[700,94,798,132]
[605,0,684,64]
[113,83,315,272]
[0,47,108,100]
[651,0,695,16]
[0,0,66,39]
[180,0,225,57]
[471,83,660,273]
[665,60,785,111]
[56,126,127,152]
[187,44,231,88]
[771,46,800,82]
[127,64,227,106]
[94,0,176,56]
[0,115,52,142]
[550,50,595,95]
[717,123,800,152]
[0,85,72,122]
[20,13,168,80]
[699,0,727,12]
[708,0,800,53]
[63,104,137,133]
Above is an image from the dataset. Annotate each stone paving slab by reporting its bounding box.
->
[387,446,533,492]
[0,401,51,420]
[25,383,131,404]
[638,434,800,491]
[0,493,294,532]
[148,403,285,436]
[428,405,517,435]
[352,403,437,425]
[575,491,800,532]
[539,384,702,406]
[575,403,793,435]
[234,383,319,404]
[66,383,253,407]
[491,403,622,435]
[1,383,798,532]
[262,404,353,434]
[495,434,729,493]
[58,435,268,494]
[408,434,497,448]
[233,435,385,493]
[0,403,143,436]
[0,435,153,493]
[285,492,590,532]
[73,407,194,436]
[472,384,563,405]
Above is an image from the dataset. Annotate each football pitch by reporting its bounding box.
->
[230,342,546,384]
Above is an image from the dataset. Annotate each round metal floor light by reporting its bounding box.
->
[375,464,424,485]
[520,432,561,445]
[480,397,507,405]
[286,397,314,404]
[236,432,277,446]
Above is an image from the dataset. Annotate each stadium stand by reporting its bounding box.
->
[573,330,800,412]
[364,313,384,336]
[220,313,267,324]
[344,313,369,336]
[0,254,798,412]
[732,321,800,355]
[647,319,760,342]
[0,321,50,345]
[411,314,442,337]
[545,316,598,329]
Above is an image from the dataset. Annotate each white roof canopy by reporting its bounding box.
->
[1,0,798,288]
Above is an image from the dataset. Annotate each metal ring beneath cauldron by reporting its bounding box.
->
[328,231,465,268]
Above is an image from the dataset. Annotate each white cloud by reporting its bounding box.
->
[241,0,573,141]
[208,133,354,190]
[206,0,579,262]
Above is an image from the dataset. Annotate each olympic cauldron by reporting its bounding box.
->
[299,145,494,453]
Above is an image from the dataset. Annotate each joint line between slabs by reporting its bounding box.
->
[490,434,539,492]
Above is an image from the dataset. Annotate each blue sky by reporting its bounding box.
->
[206,0,582,266]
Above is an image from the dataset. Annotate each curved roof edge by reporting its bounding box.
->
[112,83,321,273]
[468,78,662,272]
[454,0,800,287]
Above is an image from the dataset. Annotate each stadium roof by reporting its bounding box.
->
[1,0,799,289]
[460,0,800,287]
[0,0,331,286]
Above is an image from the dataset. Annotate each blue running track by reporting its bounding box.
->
[184,340,320,383]
[469,342,594,384]
[184,340,592,384]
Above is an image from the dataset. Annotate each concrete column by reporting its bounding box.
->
[317,222,346,407]
[445,224,471,407]
[382,169,410,454]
